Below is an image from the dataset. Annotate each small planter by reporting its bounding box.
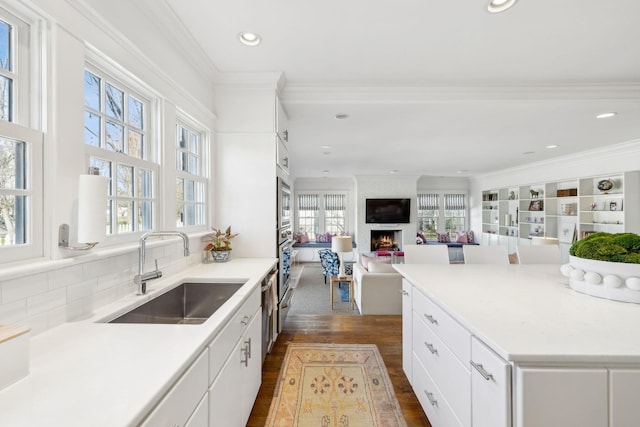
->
[211,250,231,263]
[562,256,640,303]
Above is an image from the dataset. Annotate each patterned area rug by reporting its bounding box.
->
[266,343,407,427]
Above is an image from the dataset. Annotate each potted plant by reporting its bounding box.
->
[202,226,238,263]
[561,232,640,303]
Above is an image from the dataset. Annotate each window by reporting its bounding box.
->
[0,8,43,262]
[417,192,467,240]
[175,122,206,227]
[417,193,439,240]
[84,66,157,236]
[297,193,318,240]
[444,193,466,238]
[296,192,348,241]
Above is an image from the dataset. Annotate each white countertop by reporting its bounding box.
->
[394,264,640,364]
[0,258,277,427]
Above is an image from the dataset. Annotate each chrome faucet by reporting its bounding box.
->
[134,231,190,295]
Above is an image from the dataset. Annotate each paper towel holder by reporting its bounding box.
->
[58,223,98,250]
[58,167,107,251]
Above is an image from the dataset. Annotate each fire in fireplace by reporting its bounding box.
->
[371,230,402,252]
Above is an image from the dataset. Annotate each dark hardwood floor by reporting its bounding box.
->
[247,314,432,427]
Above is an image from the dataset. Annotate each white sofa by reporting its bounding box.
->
[352,262,403,315]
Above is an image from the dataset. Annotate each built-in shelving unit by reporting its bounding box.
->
[481,171,640,262]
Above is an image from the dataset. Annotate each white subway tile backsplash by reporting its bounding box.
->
[2,273,48,304]
[0,239,199,336]
[27,288,67,317]
[48,265,84,290]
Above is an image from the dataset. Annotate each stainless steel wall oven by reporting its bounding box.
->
[277,177,294,331]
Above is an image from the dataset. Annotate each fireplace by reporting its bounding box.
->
[371,230,402,252]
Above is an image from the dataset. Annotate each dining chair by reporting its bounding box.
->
[462,245,510,264]
[403,244,450,264]
[318,249,353,283]
[516,244,561,264]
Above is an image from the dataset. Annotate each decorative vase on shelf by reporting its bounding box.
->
[211,250,231,263]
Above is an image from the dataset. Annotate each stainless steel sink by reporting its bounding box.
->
[108,281,245,325]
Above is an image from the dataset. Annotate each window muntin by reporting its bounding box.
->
[175,122,206,227]
[85,66,156,236]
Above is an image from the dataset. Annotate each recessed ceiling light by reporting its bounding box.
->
[335,114,349,120]
[390,169,399,174]
[487,0,518,13]
[596,112,617,119]
[320,145,332,150]
[238,32,261,47]
[322,170,329,174]
[546,144,559,149]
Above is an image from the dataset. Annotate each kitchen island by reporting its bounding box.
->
[0,258,276,427]
[395,263,640,427]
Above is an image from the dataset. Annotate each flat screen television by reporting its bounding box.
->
[365,198,411,224]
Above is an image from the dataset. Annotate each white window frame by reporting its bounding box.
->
[174,112,209,230]
[0,5,43,263]
[84,51,160,243]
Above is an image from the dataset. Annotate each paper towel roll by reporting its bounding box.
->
[77,175,109,243]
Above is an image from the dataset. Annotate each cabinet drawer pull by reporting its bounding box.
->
[241,315,251,325]
[401,290,409,296]
[424,342,438,355]
[241,345,249,366]
[470,360,494,381]
[424,390,438,407]
[424,313,438,325]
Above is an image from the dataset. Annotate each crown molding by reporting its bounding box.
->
[282,83,640,104]
[214,72,286,91]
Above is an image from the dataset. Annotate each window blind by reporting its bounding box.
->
[324,194,345,211]
[418,193,439,210]
[444,193,465,210]
[298,194,319,210]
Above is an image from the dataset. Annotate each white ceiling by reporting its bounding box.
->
[163,0,640,178]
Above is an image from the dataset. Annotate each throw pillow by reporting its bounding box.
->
[417,232,427,243]
[437,232,450,243]
[368,262,396,273]
[456,231,469,243]
[468,230,475,244]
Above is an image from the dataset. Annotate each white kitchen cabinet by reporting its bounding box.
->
[141,349,209,427]
[185,394,208,427]
[610,369,640,427]
[516,367,607,427]
[275,95,289,144]
[413,356,463,427]
[401,278,412,383]
[470,337,511,427]
[208,288,262,427]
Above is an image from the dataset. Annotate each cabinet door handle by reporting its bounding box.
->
[245,338,252,359]
[424,313,438,325]
[241,315,251,325]
[424,342,438,355]
[241,345,249,367]
[424,390,438,407]
[470,360,494,381]
[401,290,409,296]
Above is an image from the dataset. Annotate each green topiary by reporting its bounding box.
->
[569,232,640,264]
